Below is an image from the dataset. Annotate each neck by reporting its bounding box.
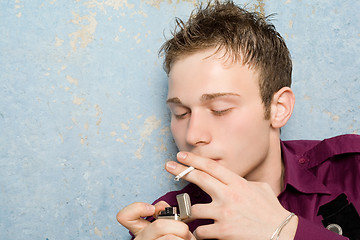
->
[245,131,284,196]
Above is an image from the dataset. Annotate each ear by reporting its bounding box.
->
[270,87,295,129]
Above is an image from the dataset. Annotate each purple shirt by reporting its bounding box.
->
[147,134,360,239]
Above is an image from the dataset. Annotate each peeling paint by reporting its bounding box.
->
[69,12,98,52]
[323,110,340,122]
[66,75,79,86]
[144,0,163,9]
[119,26,126,33]
[253,0,265,16]
[141,115,161,138]
[121,123,129,130]
[144,0,197,9]
[96,118,102,126]
[303,95,311,100]
[94,104,102,116]
[288,20,293,29]
[14,0,23,18]
[84,0,135,13]
[134,115,162,159]
[155,138,167,152]
[134,33,141,44]
[84,122,89,131]
[80,135,88,144]
[55,36,64,46]
[59,133,64,143]
[94,226,102,237]
[135,142,144,159]
[73,96,85,105]
[160,126,170,136]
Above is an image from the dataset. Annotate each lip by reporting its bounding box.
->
[211,158,221,162]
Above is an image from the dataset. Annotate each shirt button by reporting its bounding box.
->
[326,223,343,235]
[298,158,306,164]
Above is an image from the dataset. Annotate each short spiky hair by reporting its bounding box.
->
[159,0,292,119]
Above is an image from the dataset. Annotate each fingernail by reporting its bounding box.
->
[166,161,177,170]
[177,152,187,160]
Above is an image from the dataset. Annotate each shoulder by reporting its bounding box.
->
[283,134,360,168]
[295,134,360,199]
[302,134,360,168]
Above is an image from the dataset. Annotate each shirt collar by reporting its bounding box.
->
[303,134,360,169]
[281,140,331,195]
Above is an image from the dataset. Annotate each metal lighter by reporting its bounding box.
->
[157,193,191,221]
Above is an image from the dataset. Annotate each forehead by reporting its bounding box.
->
[168,48,259,82]
[167,49,261,102]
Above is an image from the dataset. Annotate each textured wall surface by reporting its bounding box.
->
[0,0,359,239]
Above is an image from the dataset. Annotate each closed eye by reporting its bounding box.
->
[211,108,233,116]
[174,112,189,119]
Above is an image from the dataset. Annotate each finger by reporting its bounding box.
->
[194,223,221,240]
[190,203,217,220]
[157,234,184,240]
[166,160,223,198]
[157,232,196,240]
[116,202,154,235]
[141,219,193,240]
[154,201,171,218]
[177,152,244,185]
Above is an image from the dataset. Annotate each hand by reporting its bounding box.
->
[166,152,298,240]
[117,201,196,239]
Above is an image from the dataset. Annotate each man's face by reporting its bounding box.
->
[166,49,275,180]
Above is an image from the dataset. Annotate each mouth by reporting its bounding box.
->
[211,158,221,162]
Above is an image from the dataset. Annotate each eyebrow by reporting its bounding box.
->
[200,92,240,101]
[166,97,182,104]
[166,92,240,104]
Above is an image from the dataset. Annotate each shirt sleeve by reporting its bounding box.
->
[294,216,349,240]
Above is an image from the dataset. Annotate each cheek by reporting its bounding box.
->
[219,109,269,144]
[170,120,185,148]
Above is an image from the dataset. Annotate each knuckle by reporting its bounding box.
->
[115,202,143,224]
[116,209,126,224]
[151,219,164,230]
[162,234,177,240]
[191,204,199,216]
[194,226,206,238]
[180,222,190,232]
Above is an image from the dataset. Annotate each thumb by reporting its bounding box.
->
[117,202,155,235]
[153,200,171,218]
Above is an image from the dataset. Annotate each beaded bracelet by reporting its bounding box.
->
[270,212,295,240]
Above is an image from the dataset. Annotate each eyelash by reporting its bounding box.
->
[174,112,189,119]
[173,108,232,119]
[211,108,232,116]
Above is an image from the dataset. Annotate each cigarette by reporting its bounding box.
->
[174,166,195,181]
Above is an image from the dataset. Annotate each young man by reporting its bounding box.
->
[117,1,360,239]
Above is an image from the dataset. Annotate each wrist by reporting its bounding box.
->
[271,212,298,240]
[278,214,298,240]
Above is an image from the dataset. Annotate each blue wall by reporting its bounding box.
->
[0,1,359,239]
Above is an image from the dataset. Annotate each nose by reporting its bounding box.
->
[185,111,211,146]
